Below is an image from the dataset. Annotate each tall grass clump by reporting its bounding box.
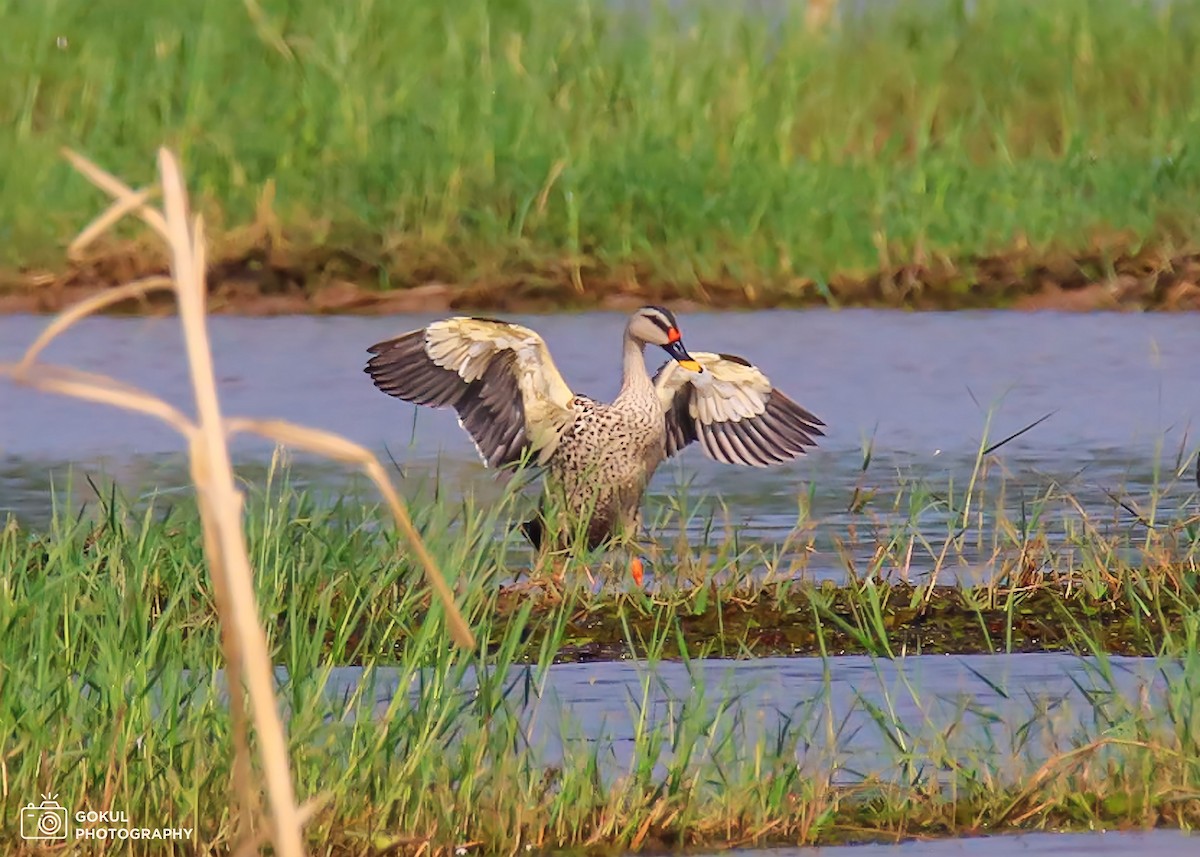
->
[6,0,1200,304]
[3,475,1200,852]
[2,390,1199,850]
[0,148,473,854]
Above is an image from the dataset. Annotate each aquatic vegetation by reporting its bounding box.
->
[8,451,1199,666]
[2,457,1198,853]
[7,0,1200,311]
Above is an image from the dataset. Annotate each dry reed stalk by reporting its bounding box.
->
[805,0,837,33]
[0,147,476,855]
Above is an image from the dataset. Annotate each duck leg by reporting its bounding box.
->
[512,513,573,596]
[629,555,645,587]
[631,504,653,587]
[520,502,641,589]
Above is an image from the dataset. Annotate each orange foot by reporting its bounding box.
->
[630,556,645,587]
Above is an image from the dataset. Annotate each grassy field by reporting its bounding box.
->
[3,458,1199,852]
[6,0,1200,311]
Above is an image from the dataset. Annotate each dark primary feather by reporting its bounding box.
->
[364,330,531,468]
[670,388,824,465]
[659,365,825,467]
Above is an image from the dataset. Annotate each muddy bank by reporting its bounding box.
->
[507,583,1190,662]
[307,580,1195,665]
[5,233,1200,315]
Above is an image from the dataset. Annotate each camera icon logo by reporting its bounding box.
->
[19,793,69,840]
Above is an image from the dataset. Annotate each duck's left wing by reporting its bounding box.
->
[653,352,824,467]
[365,317,576,468]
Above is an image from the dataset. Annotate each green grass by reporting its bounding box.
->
[6,0,1200,306]
[2,456,1200,853]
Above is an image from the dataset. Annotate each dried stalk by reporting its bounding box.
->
[0,147,476,855]
[805,0,837,33]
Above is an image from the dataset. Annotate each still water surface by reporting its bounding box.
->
[299,651,1185,856]
[2,310,1198,577]
[336,652,1170,776]
[715,830,1195,856]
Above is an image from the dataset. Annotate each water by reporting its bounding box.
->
[277,650,1188,857]
[3,310,1199,578]
[713,830,1195,856]
[338,652,1172,778]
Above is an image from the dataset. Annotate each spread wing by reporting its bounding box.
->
[654,352,824,467]
[365,317,576,468]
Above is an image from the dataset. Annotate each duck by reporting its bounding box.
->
[364,306,824,584]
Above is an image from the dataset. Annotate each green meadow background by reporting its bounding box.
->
[4,0,1200,302]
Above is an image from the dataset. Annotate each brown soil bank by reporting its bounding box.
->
[5,234,1200,316]
[312,579,1196,665]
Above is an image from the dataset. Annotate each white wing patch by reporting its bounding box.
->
[366,317,577,469]
[426,319,574,410]
[654,351,824,467]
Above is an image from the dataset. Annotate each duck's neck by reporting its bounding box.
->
[618,332,654,398]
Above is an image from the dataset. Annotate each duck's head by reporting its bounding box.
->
[628,306,703,373]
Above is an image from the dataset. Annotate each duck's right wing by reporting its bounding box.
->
[365,317,576,468]
[653,351,824,467]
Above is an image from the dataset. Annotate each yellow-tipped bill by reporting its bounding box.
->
[663,338,704,373]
